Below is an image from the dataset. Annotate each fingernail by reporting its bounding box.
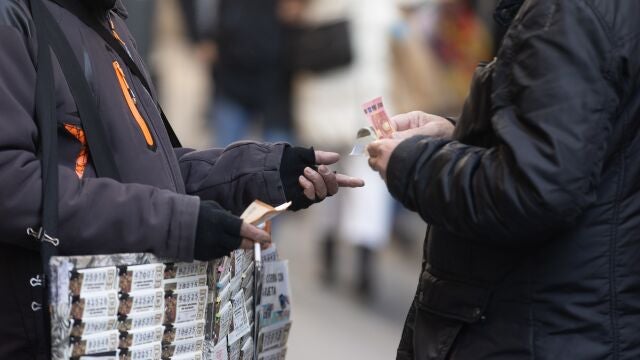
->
[304,167,313,174]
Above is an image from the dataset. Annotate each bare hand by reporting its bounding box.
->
[195,41,218,65]
[366,139,403,182]
[391,111,455,140]
[239,222,272,250]
[298,151,365,201]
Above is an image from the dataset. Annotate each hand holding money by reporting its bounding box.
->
[363,97,395,139]
[366,139,403,182]
[351,97,396,156]
[390,111,455,140]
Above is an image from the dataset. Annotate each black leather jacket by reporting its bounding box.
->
[389,1,640,359]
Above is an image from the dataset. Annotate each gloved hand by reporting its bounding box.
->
[194,200,271,260]
[280,146,365,210]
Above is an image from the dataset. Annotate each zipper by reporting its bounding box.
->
[108,16,125,45]
[112,60,156,150]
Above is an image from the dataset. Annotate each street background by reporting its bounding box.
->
[127,0,497,358]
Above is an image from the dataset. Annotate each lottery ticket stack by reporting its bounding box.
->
[48,201,293,360]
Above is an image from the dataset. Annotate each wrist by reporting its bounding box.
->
[279,145,317,210]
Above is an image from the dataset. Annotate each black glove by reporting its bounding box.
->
[279,145,318,211]
[194,200,243,260]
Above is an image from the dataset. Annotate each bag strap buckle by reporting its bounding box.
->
[27,227,59,247]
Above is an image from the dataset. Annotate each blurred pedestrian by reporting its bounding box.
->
[193,0,304,146]
[368,0,640,358]
[293,0,396,298]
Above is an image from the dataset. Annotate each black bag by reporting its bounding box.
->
[289,20,353,73]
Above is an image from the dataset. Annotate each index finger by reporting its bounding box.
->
[336,173,365,188]
[314,151,340,165]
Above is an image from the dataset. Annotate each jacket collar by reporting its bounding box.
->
[493,0,524,30]
[50,0,128,19]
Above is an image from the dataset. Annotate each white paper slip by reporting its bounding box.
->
[164,320,206,343]
[257,321,291,353]
[349,127,378,156]
[120,325,164,349]
[70,266,118,296]
[212,337,229,360]
[164,262,208,280]
[164,275,208,292]
[71,290,119,320]
[257,347,287,360]
[70,330,119,357]
[229,292,250,342]
[229,274,242,297]
[118,311,164,332]
[214,301,233,344]
[70,317,118,338]
[259,260,291,327]
[213,257,232,287]
[79,354,119,360]
[120,341,162,360]
[260,246,279,263]
[240,337,253,360]
[216,272,231,291]
[171,352,204,360]
[162,337,205,358]
[228,333,242,360]
[232,250,245,278]
[165,287,208,324]
[119,264,165,293]
[215,285,231,313]
[119,289,164,316]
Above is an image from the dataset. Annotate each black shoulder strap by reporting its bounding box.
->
[32,0,122,181]
[32,0,59,274]
[54,0,182,148]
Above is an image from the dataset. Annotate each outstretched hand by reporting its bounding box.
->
[298,151,365,201]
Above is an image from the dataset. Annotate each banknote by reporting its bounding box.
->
[362,97,394,139]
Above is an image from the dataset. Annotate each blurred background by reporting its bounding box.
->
[123,0,499,358]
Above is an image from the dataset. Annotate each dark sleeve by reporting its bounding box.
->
[177,142,288,215]
[178,0,221,43]
[386,0,619,247]
[0,21,199,261]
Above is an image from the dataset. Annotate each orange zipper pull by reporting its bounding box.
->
[109,14,126,46]
[113,61,138,105]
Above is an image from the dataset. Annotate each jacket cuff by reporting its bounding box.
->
[169,194,200,261]
[387,136,429,203]
[264,143,289,206]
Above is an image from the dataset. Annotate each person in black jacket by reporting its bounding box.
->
[193,0,302,146]
[368,0,640,359]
